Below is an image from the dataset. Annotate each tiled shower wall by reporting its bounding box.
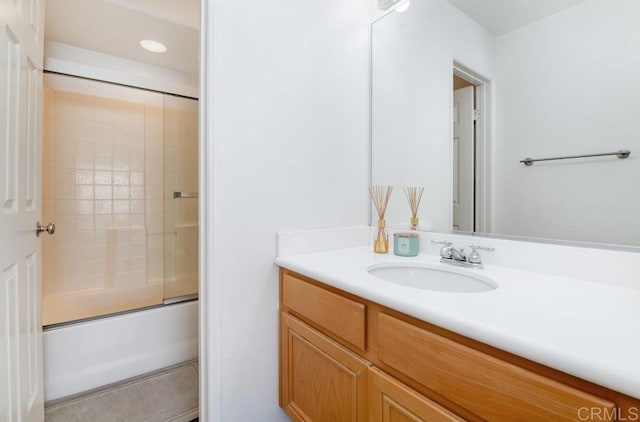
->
[41,74,167,325]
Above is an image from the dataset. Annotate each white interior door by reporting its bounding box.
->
[0,0,45,421]
[452,86,474,232]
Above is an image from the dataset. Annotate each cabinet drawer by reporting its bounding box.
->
[282,272,366,351]
[377,312,615,422]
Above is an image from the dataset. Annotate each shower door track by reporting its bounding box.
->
[43,298,199,331]
[163,293,199,305]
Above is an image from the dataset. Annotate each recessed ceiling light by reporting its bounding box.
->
[140,40,167,53]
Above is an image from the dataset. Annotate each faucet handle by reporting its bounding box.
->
[431,240,453,258]
[467,244,494,265]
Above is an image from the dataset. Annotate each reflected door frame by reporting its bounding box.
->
[453,62,492,234]
[453,85,475,232]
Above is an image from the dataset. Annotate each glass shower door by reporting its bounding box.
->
[41,74,166,325]
[41,75,199,325]
[163,95,199,302]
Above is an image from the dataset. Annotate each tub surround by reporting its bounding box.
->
[44,301,198,401]
[275,227,640,400]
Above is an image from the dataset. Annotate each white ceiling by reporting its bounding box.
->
[445,0,590,35]
[45,0,199,74]
[46,0,589,75]
[107,0,199,30]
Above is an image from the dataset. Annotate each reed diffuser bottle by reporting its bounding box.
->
[369,185,393,253]
[404,186,424,230]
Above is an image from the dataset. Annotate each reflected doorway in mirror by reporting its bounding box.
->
[452,64,490,235]
[452,81,474,232]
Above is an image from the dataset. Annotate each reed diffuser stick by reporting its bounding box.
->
[369,185,393,253]
[404,186,424,230]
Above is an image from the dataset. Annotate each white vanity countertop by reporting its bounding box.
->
[275,247,640,399]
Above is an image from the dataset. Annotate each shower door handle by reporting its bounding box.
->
[36,221,56,237]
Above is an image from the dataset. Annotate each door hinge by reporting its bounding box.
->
[473,109,480,121]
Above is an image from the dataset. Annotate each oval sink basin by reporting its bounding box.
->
[367,263,497,293]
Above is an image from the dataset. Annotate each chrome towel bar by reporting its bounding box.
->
[520,149,630,166]
[173,191,199,199]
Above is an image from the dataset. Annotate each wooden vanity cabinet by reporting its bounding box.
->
[279,269,637,422]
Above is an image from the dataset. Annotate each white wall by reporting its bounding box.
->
[203,0,371,420]
[493,0,640,245]
[45,41,199,98]
[371,0,494,231]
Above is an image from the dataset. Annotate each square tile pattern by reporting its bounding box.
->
[42,80,199,325]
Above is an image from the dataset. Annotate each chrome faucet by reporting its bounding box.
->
[431,240,465,261]
[431,240,494,269]
[449,246,467,262]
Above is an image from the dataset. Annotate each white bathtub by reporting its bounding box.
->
[43,301,198,401]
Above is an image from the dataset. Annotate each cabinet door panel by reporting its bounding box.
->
[369,367,463,422]
[280,312,369,422]
[385,400,422,422]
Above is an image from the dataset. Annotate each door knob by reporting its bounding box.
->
[36,222,55,237]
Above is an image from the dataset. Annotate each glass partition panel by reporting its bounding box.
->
[163,95,199,301]
[42,75,199,325]
[42,73,165,325]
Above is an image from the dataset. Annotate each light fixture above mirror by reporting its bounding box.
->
[378,0,411,12]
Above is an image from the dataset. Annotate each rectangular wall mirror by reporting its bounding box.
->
[371,0,640,248]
